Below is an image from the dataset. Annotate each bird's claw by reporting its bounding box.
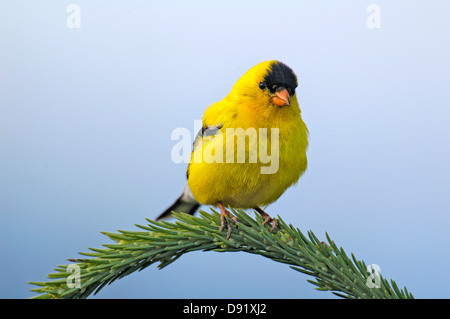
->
[219,215,238,240]
[217,202,238,240]
[255,207,279,232]
[262,215,279,232]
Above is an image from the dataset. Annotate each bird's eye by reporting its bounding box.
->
[259,82,267,90]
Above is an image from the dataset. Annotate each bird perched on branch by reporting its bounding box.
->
[156,60,308,239]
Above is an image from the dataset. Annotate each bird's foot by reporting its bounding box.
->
[254,207,279,232]
[217,202,238,240]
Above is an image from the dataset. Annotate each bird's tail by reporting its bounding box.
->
[155,184,200,220]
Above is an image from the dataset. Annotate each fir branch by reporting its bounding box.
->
[29,209,413,299]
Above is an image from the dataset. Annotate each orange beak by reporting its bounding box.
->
[271,87,290,107]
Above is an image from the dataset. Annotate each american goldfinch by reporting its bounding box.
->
[156,60,308,238]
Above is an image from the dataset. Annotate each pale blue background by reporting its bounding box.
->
[1,0,449,299]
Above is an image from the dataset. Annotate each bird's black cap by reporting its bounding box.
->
[262,61,298,94]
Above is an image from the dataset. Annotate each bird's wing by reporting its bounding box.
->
[186,99,233,179]
[192,123,223,149]
[186,123,224,180]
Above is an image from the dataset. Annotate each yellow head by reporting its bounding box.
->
[226,60,300,117]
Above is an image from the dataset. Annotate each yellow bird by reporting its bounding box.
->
[156,60,308,238]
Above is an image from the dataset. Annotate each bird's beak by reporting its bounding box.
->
[271,87,290,107]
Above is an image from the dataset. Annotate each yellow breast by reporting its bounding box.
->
[187,93,308,208]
